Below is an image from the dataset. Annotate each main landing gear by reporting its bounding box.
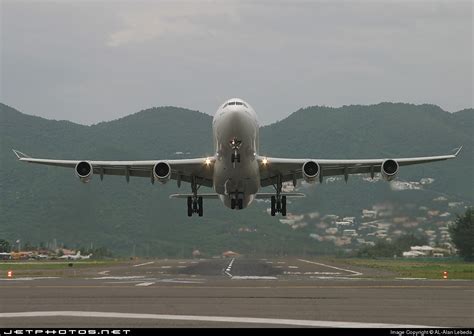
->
[270,175,287,216]
[271,195,286,216]
[187,177,203,217]
[187,196,203,217]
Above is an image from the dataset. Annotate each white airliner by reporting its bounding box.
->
[13,98,461,217]
[58,251,92,260]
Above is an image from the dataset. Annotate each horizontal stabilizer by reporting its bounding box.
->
[255,193,306,199]
[170,193,220,199]
[170,192,306,199]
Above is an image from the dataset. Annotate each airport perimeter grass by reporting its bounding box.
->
[0,260,120,271]
[0,260,123,277]
[338,258,474,280]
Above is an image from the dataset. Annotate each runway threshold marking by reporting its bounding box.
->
[297,259,363,276]
[133,261,155,267]
[0,311,444,328]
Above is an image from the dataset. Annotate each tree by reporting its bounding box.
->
[449,209,474,261]
[0,239,11,253]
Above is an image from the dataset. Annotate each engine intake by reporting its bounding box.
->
[302,160,320,183]
[381,159,399,181]
[153,162,171,183]
[75,161,93,183]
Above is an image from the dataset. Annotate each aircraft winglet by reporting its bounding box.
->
[453,146,463,157]
[12,149,31,159]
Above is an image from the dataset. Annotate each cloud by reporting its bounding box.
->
[107,1,240,47]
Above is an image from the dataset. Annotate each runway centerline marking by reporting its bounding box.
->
[133,261,155,267]
[0,311,444,328]
[297,259,363,276]
[224,258,235,277]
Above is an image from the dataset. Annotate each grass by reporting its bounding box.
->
[0,260,124,277]
[337,258,474,280]
[0,260,121,270]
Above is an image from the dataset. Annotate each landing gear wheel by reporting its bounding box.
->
[281,196,287,216]
[187,197,193,217]
[198,197,203,217]
[271,196,276,216]
[231,198,236,210]
[238,198,243,210]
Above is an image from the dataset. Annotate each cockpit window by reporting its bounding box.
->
[223,101,247,108]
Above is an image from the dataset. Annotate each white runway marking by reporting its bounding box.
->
[297,259,363,276]
[288,266,299,269]
[0,311,443,328]
[284,272,342,275]
[396,278,427,280]
[98,271,110,275]
[156,279,205,284]
[135,282,155,287]
[231,276,277,280]
[224,258,235,277]
[0,277,59,281]
[92,276,145,280]
[132,261,155,267]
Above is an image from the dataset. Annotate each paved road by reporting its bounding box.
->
[0,258,472,327]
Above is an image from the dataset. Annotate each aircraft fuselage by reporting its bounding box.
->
[212,98,260,209]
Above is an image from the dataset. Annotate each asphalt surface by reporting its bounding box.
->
[0,258,473,328]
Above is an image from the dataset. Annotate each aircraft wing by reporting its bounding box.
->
[258,147,462,187]
[12,150,215,187]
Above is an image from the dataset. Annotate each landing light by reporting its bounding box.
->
[205,158,211,165]
[262,158,268,165]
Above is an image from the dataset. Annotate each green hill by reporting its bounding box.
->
[1,102,472,257]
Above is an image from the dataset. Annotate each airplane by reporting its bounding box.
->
[12,98,461,217]
[59,251,92,260]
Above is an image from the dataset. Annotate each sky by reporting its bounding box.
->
[1,0,472,125]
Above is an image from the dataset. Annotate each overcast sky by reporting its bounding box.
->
[1,0,472,125]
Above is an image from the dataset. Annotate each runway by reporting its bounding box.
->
[0,258,472,327]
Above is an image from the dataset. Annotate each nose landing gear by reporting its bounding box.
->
[229,138,242,167]
[230,193,244,210]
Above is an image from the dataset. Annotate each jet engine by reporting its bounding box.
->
[302,160,320,183]
[153,162,171,183]
[75,161,93,183]
[381,159,399,181]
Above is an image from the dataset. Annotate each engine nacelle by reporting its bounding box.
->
[302,160,320,183]
[153,161,171,183]
[75,161,93,183]
[381,159,399,181]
